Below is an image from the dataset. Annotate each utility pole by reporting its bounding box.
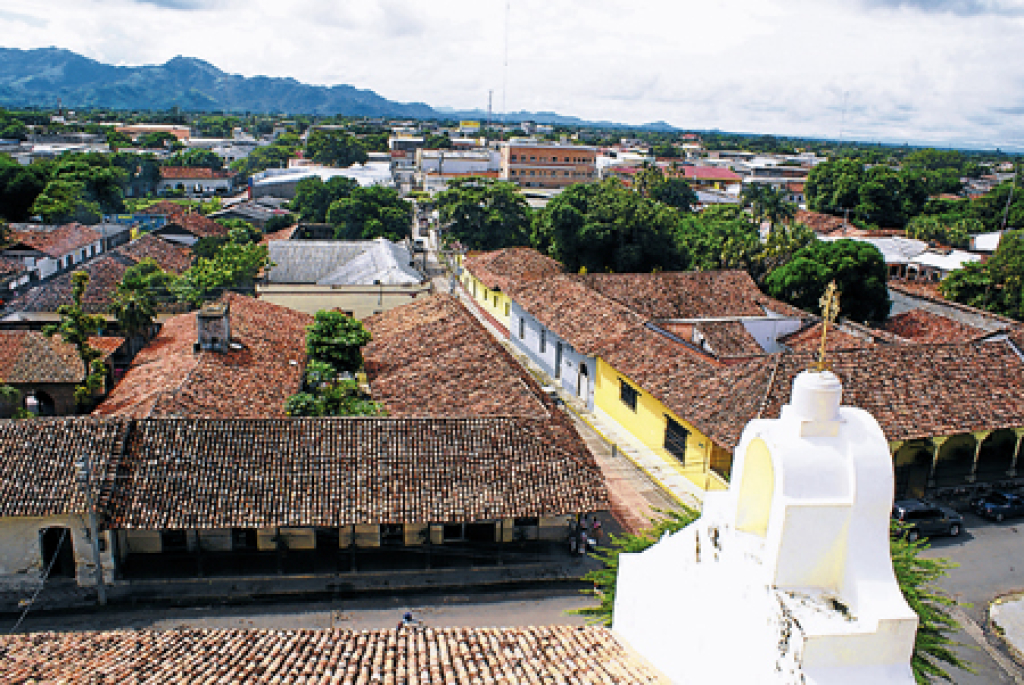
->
[75,456,107,606]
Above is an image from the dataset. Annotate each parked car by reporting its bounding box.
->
[891,499,964,541]
[972,491,1024,522]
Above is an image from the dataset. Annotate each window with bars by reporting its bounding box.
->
[620,379,638,411]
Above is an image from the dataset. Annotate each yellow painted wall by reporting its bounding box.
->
[594,358,728,491]
[462,271,512,330]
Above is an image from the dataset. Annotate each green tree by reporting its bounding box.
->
[676,208,761,272]
[650,176,698,213]
[437,177,532,250]
[139,131,179,149]
[751,221,817,285]
[264,213,296,233]
[0,120,29,141]
[290,176,360,223]
[766,239,891,321]
[305,310,372,373]
[742,184,796,232]
[109,288,155,353]
[305,130,368,167]
[30,179,102,224]
[327,185,412,241]
[941,229,1024,320]
[119,258,178,304]
[171,242,269,306]
[105,130,133,151]
[531,179,689,273]
[165,148,224,170]
[0,155,47,221]
[285,379,382,417]
[42,271,107,407]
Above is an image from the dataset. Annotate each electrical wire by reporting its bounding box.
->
[8,526,70,634]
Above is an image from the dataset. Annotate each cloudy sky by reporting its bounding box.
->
[2,0,1024,149]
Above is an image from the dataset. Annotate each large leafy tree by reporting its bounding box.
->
[676,206,761,272]
[742,184,796,232]
[305,130,368,168]
[165,148,224,170]
[766,238,891,321]
[806,158,928,228]
[941,229,1024,320]
[290,176,360,223]
[326,185,412,241]
[0,154,47,221]
[304,310,372,373]
[171,242,269,306]
[531,179,689,273]
[437,177,532,250]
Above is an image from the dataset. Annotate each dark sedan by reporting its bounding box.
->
[892,499,964,542]
[973,491,1024,522]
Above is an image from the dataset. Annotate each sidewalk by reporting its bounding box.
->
[988,595,1024,678]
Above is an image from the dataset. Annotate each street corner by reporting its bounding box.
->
[988,590,1024,666]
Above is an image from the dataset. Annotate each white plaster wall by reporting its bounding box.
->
[509,305,596,409]
[0,515,115,589]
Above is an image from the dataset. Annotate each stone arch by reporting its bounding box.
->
[975,429,1018,483]
[893,441,931,498]
[932,434,975,488]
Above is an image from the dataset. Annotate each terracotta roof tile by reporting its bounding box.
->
[0,417,130,517]
[690,320,765,359]
[8,223,102,258]
[0,255,26,276]
[0,626,666,684]
[780,323,877,352]
[758,341,1024,443]
[581,270,806,320]
[4,235,192,314]
[137,200,187,216]
[95,294,310,420]
[259,224,298,245]
[0,331,84,383]
[888,280,1020,329]
[107,415,607,529]
[463,248,563,293]
[510,275,645,357]
[159,167,233,180]
[881,308,991,344]
[162,212,231,239]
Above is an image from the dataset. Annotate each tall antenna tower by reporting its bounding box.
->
[501,0,510,139]
[487,89,493,134]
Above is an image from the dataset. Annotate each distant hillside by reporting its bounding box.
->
[0,48,436,118]
[0,48,678,131]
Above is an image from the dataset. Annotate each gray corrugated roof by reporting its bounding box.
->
[267,239,422,285]
[318,239,422,286]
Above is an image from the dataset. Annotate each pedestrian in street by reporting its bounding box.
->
[398,611,419,629]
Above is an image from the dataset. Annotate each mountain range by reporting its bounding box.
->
[0,47,677,131]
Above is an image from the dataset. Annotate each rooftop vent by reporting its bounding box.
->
[196,302,231,353]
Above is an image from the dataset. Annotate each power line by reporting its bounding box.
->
[8,527,69,634]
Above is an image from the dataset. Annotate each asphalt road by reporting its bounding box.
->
[922,511,1024,683]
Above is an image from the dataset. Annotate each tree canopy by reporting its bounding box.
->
[305,310,372,374]
[437,177,532,250]
[327,185,412,241]
[165,148,224,170]
[805,158,929,228]
[531,179,689,273]
[766,238,891,321]
[940,229,1024,320]
[290,176,360,223]
[305,130,368,168]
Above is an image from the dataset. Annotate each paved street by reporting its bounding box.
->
[922,512,1024,683]
[9,590,594,635]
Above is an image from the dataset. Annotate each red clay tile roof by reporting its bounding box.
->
[463,248,564,293]
[4,235,192,314]
[795,210,904,238]
[677,166,742,182]
[259,224,298,245]
[780,323,877,352]
[8,223,102,258]
[116,232,194,274]
[107,415,607,529]
[364,294,552,418]
[137,200,187,216]
[758,341,1024,443]
[87,336,126,359]
[0,626,666,684]
[159,166,233,180]
[161,212,231,239]
[691,320,765,359]
[0,331,84,384]
[94,293,310,419]
[0,255,26,276]
[510,275,646,357]
[882,308,990,344]
[0,417,130,517]
[888,280,1020,329]
[581,270,807,321]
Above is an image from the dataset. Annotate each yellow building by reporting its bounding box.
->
[460,248,564,336]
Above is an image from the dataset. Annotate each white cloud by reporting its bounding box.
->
[1,0,1023,148]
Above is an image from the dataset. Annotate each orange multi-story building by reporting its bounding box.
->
[500,141,598,189]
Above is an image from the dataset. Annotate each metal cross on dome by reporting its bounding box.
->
[812,280,841,373]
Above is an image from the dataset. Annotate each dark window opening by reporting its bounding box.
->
[620,380,639,411]
[555,342,563,379]
[231,528,257,551]
[540,329,547,354]
[40,527,75,579]
[315,527,340,551]
[161,530,188,553]
[380,524,404,546]
[665,417,690,465]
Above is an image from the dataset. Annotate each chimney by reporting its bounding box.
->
[196,302,231,352]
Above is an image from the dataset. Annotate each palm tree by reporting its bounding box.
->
[109,288,156,355]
